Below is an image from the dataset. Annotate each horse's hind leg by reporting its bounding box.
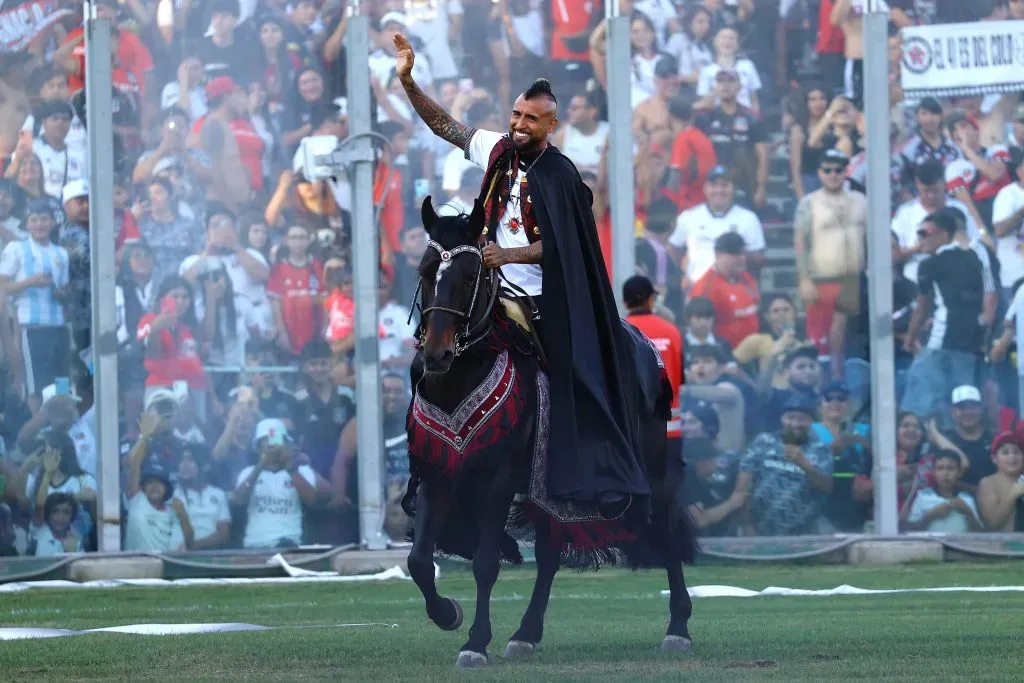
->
[654,494,693,652]
[407,482,463,631]
[505,520,559,661]
[456,464,516,669]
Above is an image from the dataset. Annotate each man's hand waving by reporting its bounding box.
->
[394,33,415,83]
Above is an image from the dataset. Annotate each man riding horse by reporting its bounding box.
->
[395,33,648,520]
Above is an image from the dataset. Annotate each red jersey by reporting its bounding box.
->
[268,259,324,355]
[191,116,266,191]
[66,27,154,97]
[626,312,684,437]
[374,163,404,255]
[136,314,206,389]
[816,0,845,55]
[689,268,760,348]
[550,0,596,61]
[669,127,718,212]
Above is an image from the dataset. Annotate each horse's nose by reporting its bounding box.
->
[424,349,454,374]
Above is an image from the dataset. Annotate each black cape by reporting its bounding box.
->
[522,146,651,503]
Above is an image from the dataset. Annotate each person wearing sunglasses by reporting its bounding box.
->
[812,381,872,533]
[793,148,867,364]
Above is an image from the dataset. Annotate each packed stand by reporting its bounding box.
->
[0,0,1022,558]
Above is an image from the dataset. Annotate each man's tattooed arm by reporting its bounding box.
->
[505,242,544,265]
[400,77,476,150]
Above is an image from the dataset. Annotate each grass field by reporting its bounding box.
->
[3,561,1023,681]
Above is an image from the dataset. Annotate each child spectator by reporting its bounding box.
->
[902,450,983,533]
[232,419,317,549]
[977,431,1024,532]
[29,492,82,557]
[173,443,231,550]
[0,199,70,408]
[125,462,194,552]
[22,429,96,543]
[268,223,324,357]
[682,296,734,363]
[688,232,761,348]
[680,345,746,453]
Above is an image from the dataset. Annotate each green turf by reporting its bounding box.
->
[3,562,1022,681]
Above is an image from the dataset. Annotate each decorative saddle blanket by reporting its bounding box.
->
[409,350,526,473]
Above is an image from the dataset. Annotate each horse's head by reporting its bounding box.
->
[417,196,489,374]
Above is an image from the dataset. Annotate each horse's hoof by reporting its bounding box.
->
[503,640,536,661]
[456,650,488,669]
[435,597,463,631]
[660,635,693,653]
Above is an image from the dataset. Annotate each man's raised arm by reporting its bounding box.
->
[393,33,476,150]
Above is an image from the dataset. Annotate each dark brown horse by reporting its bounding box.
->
[403,197,696,669]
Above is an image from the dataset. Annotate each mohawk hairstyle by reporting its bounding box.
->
[523,78,557,106]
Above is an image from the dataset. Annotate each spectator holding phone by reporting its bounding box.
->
[136,276,207,403]
[0,199,70,409]
[233,419,317,549]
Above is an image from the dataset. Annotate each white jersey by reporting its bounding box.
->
[907,489,978,533]
[30,523,82,557]
[696,60,763,110]
[174,485,230,543]
[22,113,88,161]
[560,122,609,176]
[236,466,316,549]
[992,182,1024,287]
[25,139,88,200]
[124,493,186,552]
[467,130,544,296]
[668,203,766,281]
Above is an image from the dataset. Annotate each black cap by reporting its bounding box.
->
[139,463,174,502]
[715,68,739,81]
[782,394,817,418]
[623,275,656,307]
[819,148,849,168]
[685,436,718,462]
[820,381,850,399]
[917,97,943,115]
[706,165,731,182]
[682,398,720,439]
[714,231,746,254]
[654,55,679,78]
[784,345,819,367]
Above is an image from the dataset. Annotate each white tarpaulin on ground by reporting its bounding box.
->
[662,584,1024,598]
[901,21,1024,98]
[0,622,399,641]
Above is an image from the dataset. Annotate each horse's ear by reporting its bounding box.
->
[421,196,438,235]
[468,199,485,239]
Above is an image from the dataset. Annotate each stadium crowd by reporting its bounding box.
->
[0,0,1023,558]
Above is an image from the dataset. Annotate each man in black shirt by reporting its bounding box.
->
[682,436,743,537]
[901,210,985,418]
[695,69,768,207]
[941,385,996,491]
[196,0,258,83]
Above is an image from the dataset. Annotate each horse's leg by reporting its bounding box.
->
[504,520,559,661]
[407,482,463,631]
[455,464,516,669]
[654,494,693,652]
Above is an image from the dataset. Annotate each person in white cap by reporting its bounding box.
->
[940,385,996,492]
[60,179,92,352]
[232,418,317,549]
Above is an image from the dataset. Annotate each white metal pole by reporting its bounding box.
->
[84,2,121,551]
[606,0,635,308]
[347,12,388,550]
[864,4,898,536]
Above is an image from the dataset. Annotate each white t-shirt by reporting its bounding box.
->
[30,523,82,557]
[442,147,477,194]
[561,122,609,176]
[174,485,230,544]
[19,139,89,200]
[236,465,316,549]
[696,60,763,110]
[68,418,97,478]
[668,203,766,281]
[25,471,97,502]
[179,250,273,337]
[466,130,543,296]
[634,0,679,49]
[124,493,186,551]
[907,489,979,533]
[21,113,88,162]
[406,0,463,81]
[992,182,1024,287]
[160,82,208,120]
[666,32,713,77]
[368,50,433,92]
[891,198,979,283]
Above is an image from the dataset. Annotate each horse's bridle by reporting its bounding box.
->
[414,239,498,358]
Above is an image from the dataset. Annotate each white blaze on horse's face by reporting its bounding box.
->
[434,256,453,299]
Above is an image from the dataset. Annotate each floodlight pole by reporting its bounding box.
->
[606,0,635,309]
